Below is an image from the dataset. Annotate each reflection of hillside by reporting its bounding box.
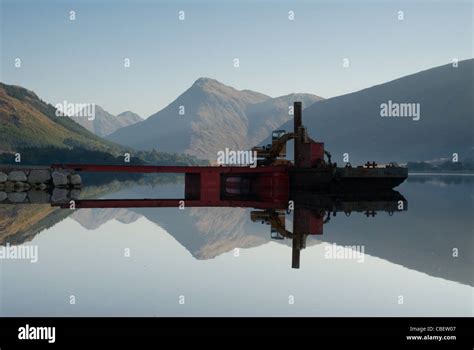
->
[107,183,291,259]
[318,183,473,286]
[130,206,320,260]
[320,223,473,286]
[71,208,141,230]
[0,204,68,244]
[189,208,265,259]
[131,207,264,259]
[407,174,474,185]
[0,178,150,244]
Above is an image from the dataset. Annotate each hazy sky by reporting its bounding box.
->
[1,0,472,118]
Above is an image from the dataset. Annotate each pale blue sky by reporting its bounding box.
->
[1,0,472,117]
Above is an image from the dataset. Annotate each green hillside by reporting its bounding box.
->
[0,82,205,166]
[0,82,124,154]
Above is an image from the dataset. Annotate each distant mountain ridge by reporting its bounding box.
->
[107,78,323,160]
[117,111,142,122]
[70,106,143,137]
[270,59,474,164]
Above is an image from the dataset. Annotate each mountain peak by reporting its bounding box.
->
[192,77,230,92]
[189,78,270,104]
[117,110,135,115]
[108,78,321,159]
[68,105,143,137]
[117,110,143,120]
[194,77,221,85]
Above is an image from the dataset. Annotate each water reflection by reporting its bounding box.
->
[0,175,472,316]
[251,190,406,268]
[26,177,407,269]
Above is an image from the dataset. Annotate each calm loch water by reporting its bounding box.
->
[0,175,472,316]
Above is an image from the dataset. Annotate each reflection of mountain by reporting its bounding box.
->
[107,78,322,160]
[130,206,321,260]
[317,182,473,286]
[74,181,474,286]
[271,59,473,164]
[98,182,321,259]
[0,205,143,243]
[71,208,141,230]
[128,207,266,259]
[0,179,471,286]
[188,208,267,259]
[0,180,142,244]
[407,175,474,186]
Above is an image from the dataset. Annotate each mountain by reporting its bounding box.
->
[0,82,123,154]
[107,78,323,160]
[271,59,474,164]
[117,111,142,123]
[70,107,143,137]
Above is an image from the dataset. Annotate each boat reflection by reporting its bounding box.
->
[48,187,406,269]
[251,190,406,268]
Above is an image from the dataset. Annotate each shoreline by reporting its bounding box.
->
[408,172,474,176]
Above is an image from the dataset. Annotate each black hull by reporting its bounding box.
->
[289,166,408,193]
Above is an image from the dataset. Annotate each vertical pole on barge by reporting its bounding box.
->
[294,101,302,168]
[292,101,303,268]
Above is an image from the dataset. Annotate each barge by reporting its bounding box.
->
[253,101,408,193]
